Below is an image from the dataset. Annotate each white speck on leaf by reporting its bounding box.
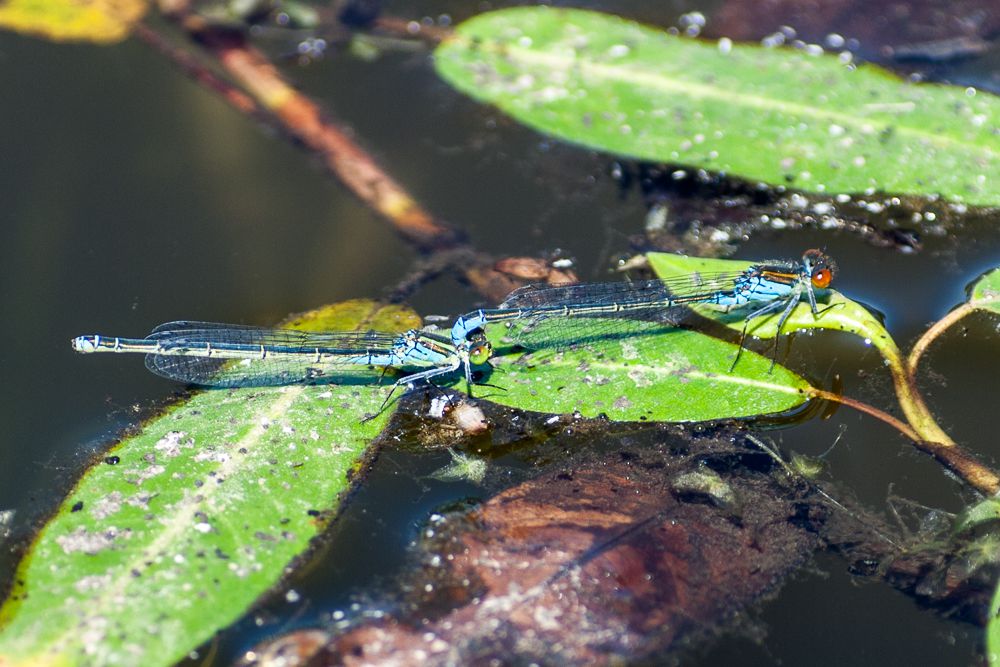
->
[57,526,129,554]
[607,43,630,58]
[627,369,652,387]
[92,492,124,520]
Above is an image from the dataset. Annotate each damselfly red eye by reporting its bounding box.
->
[811,268,832,289]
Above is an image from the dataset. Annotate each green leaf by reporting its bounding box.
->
[969,268,1000,315]
[0,0,147,44]
[434,7,1000,206]
[987,551,1000,667]
[953,497,1000,535]
[0,300,419,667]
[646,251,894,356]
[482,320,810,422]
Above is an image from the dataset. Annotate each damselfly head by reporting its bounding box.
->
[803,249,837,289]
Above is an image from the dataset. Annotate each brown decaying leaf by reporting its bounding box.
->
[493,256,579,284]
[466,258,580,303]
[238,629,330,667]
[323,442,822,664]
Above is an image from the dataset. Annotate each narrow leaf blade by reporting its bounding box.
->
[0,301,419,666]
[434,7,1000,206]
[483,320,810,422]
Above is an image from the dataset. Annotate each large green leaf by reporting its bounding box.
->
[481,320,810,422]
[0,300,418,667]
[434,7,1000,206]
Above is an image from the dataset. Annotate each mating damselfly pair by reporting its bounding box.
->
[72,250,837,396]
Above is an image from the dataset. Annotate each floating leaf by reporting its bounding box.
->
[968,267,1000,315]
[646,251,894,356]
[434,7,1000,206]
[480,320,810,422]
[0,0,147,44]
[0,300,418,667]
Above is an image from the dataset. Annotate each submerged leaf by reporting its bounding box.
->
[324,443,820,663]
[0,0,147,44]
[0,300,418,666]
[434,7,1000,206]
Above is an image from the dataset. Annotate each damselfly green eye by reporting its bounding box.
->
[468,342,493,366]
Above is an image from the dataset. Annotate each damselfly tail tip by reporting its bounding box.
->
[71,335,98,353]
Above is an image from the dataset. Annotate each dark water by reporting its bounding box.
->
[1,1,998,664]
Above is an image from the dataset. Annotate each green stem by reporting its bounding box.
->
[876,329,1000,495]
[878,336,955,447]
[906,304,972,378]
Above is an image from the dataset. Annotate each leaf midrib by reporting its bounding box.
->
[479,37,997,160]
[46,388,303,659]
[508,353,807,396]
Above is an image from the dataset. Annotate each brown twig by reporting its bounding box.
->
[371,16,451,45]
[384,246,483,303]
[131,22,264,119]
[906,303,971,377]
[154,1,461,252]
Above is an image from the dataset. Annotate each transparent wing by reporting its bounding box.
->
[144,354,394,387]
[496,272,755,350]
[498,271,750,309]
[143,323,409,387]
[148,322,403,348]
